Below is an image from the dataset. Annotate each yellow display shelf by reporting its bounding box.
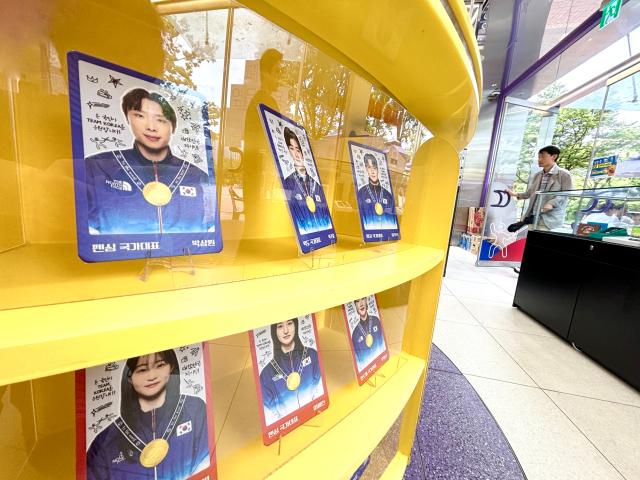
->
[0,234,409,311]
[379,453,410,480]
[266,354,422,479]
[7,315,417,480]
[0,239,443,387]
[179,315,411,478]
[0,1,480,478]
[211,319,413,479]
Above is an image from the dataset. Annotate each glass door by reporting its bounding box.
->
[477,99,557,266]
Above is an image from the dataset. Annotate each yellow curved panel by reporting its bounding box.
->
[446,0,483,95]
[0,243,443,386]
[240,0,480,150]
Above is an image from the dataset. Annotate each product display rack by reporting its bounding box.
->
[0,1,480,478]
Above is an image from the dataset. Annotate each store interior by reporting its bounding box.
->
[0,1,638,480]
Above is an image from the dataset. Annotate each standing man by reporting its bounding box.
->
[507,145,573,231]
[242,49,289,238]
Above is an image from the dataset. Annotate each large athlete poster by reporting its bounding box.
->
[342,295,389,385]
[258,104,336,254]
[348,142,399,242]
[68,52,222,262]
[75,343,216,480]
[249,315,329,445]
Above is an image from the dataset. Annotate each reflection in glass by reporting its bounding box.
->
[588,69,640,190]
[0,382,37,478]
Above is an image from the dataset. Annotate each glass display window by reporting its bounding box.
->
[0,3,431,311]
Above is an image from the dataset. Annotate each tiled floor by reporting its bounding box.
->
[431,246,640,480]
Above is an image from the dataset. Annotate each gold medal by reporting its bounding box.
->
[139,438,170,468]
[366,333,374,348]
[142,181,172,207]
[286,371,301,391]
[305,195,316,213]
[374,202,383,216]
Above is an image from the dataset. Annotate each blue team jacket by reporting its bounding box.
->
[85,145,215,235]
[351,315,385,370]
[282,172,332,235]
[259,348,322,425]
[356,183,398,231]
[86,395,210,480]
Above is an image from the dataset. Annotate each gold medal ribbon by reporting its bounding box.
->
[305,195,317,213]
[269,346,308,391]
[114,394,186,469]
[112,150,191,208]
[357,316,373,349]
[367,183,385,216]
[293,171,317,213]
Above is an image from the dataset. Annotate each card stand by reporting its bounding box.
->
[300,243,338,270]
[368,355,406,388]
[274,414,325,456]
[365,366,391,389]
[138,248,195,281]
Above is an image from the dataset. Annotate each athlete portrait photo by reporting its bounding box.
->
[258,104,336,254]
[68,52,222,262]
[84,88,214,236]
[343,295,389,384]
[348,141,400,242]
[281,127,332,232]
[76,344,216,480]
[250,315,329,444]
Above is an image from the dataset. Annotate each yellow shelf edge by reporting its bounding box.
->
[266,354,424,480]
[0,245,442,386]
[380,453,410,480]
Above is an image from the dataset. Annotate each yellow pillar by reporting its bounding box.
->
[397,135,460,469]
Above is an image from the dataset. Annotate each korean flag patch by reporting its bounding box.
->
[176,420,192,437]
[180,186,197,197]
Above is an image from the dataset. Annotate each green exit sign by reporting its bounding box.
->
[600,0,622,29]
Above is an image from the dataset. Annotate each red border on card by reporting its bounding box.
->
[342,294,390,385]
[199,342,218,480]
[75,370,87,480]
[249,313,330,446]
[75,343,217,480]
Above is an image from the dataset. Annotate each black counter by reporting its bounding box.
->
[514,230,640,390]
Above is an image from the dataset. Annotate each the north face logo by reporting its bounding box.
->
[106,179,132,191]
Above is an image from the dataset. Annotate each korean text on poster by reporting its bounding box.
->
[249,314,330,445]
[68,51,222,262]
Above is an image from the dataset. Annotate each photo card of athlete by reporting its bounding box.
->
[249,314,330,445]
[342,295,389,385]
[348,141,400,242]
[258,104,336,254]
[68,51,223,262]
[75,342,216,480]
